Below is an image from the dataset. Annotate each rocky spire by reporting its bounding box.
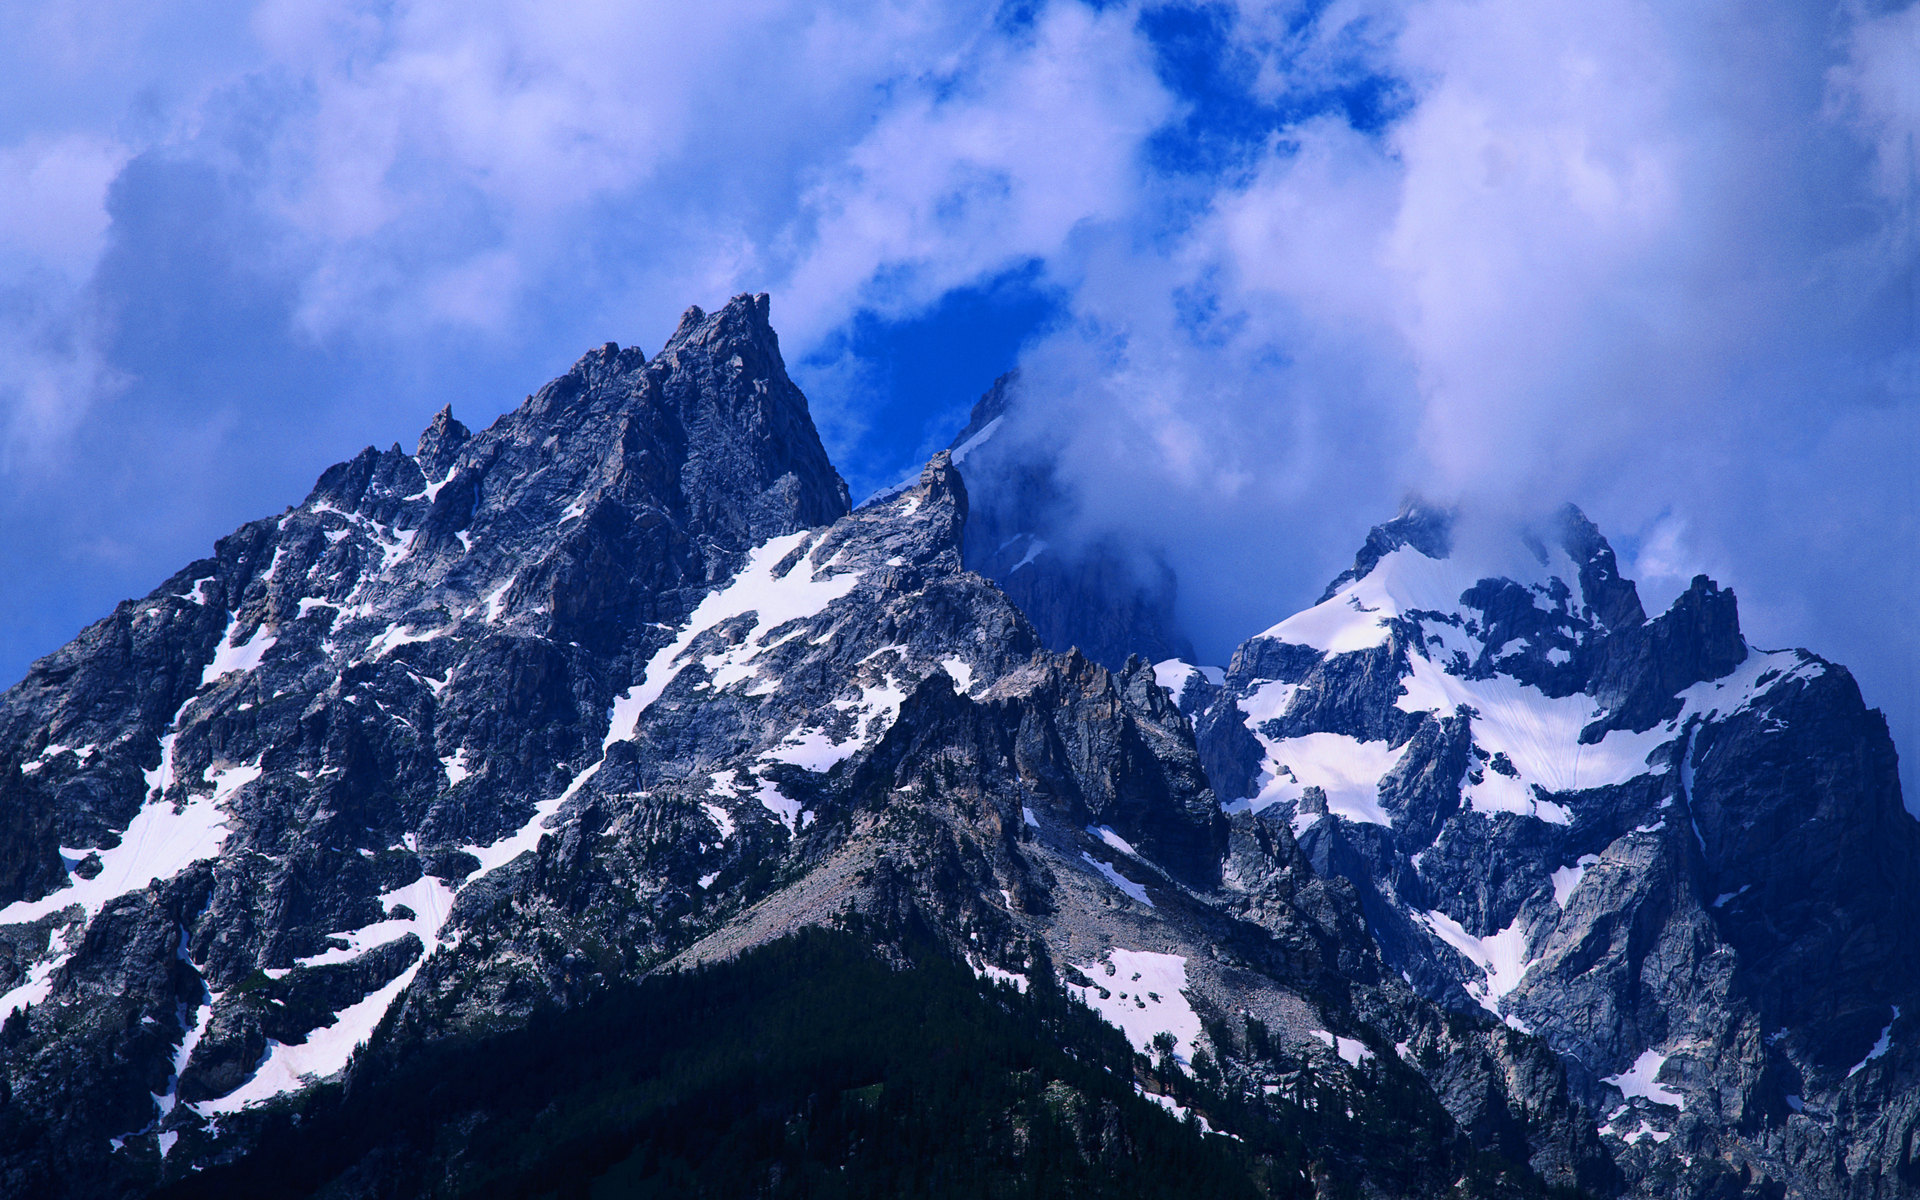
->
[652,293,851,539]
[415,405,470,481]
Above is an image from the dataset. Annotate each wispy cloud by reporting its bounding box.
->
[0,0,1912,788]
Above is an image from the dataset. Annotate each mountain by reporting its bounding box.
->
[1176,502,1920,1197]
[0,295,1911,1199]
[934,371,1195,672]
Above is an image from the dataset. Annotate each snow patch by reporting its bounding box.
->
[204,760,262,804]
[764,729,851,772]
[1600,1115,1673,1145]
[1134,1085,1233,1137]
[463,533,861,876]
[484,577,514,623]
[294,875,457,970]
[727,770,807,835]
[378,528,418,573]
[198,877,457,1114]
[605,531,861,743]
[368,622,444,659]
[461,760,599,879]
[939,656,975,694]
[1240,546,1803,837]
[1153,659,1222,707]
[0,929,70,1016]
[154,979,214,1128]
[0,785,235,926]
[969,957,1030,993]
[1153,659,1198,706]
[20,742,99,775]
[1232,732,1403,826]
[201,620,276,686]
[1399,654,1667,809]
[195,961,423,1115]
[1239,679,1299,726]
[1417,909,1534,1014]
[1848,1007,1899,1078]
[767,676,908,772]
[1066,949,1201,1063]
[1550,855,1600,908]
[1310,1030,1374,1067]
[141,697,198,800]
[1604,1050,1686,1110]
[1261,539,1591,656]
[949,415,1003,465]
[700,802,736,843]
[756,779,804,834]
[441,749,471,786]
[1081,852,1153,907]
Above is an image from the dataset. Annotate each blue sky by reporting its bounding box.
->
[0,0,1915,790]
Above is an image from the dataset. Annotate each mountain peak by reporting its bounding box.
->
[661,292,779,359]
[3,293,1914,1200]
[1317,499,1454,603]
[1544,503,1645,631]
[414,404,470,480]
[1311,501,1647,643]
[945,370,1018,454]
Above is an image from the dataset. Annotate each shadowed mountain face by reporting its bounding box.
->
[933,372,1195,673]
[0,298,1913,1200]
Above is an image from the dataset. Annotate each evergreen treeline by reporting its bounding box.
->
[156,925,1574,1199]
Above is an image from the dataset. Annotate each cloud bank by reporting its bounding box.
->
[0,0,1912,787]
[990,0,1918,785]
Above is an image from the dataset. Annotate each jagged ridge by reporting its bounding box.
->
[0,296,1912,1200]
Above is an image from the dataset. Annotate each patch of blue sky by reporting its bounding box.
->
[1135,2,1409,183]
[797,260,1064,501]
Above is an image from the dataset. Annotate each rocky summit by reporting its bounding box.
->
[0,295,1913,1199]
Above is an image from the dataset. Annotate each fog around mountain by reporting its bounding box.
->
[0,0,1912,796]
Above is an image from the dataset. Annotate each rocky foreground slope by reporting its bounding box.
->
[0,295,1912,1198]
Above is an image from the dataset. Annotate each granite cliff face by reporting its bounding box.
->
[0,298,1911,1199]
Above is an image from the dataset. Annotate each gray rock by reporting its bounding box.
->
[0,297,1909,1200]
[1188,503,1920,1198]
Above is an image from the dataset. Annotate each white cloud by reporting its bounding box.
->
[246,0,1047,341]
[1010,0,1909,550]
[0,308,125,471]
[953,0,1916,781]
[779,1,1173,344]
[1831,1,1920,205]
[0,0,1912,788]
[0,0,1055,443]
[0,134,130,281]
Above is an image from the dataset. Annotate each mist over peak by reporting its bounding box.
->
[0,0,1911,795]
